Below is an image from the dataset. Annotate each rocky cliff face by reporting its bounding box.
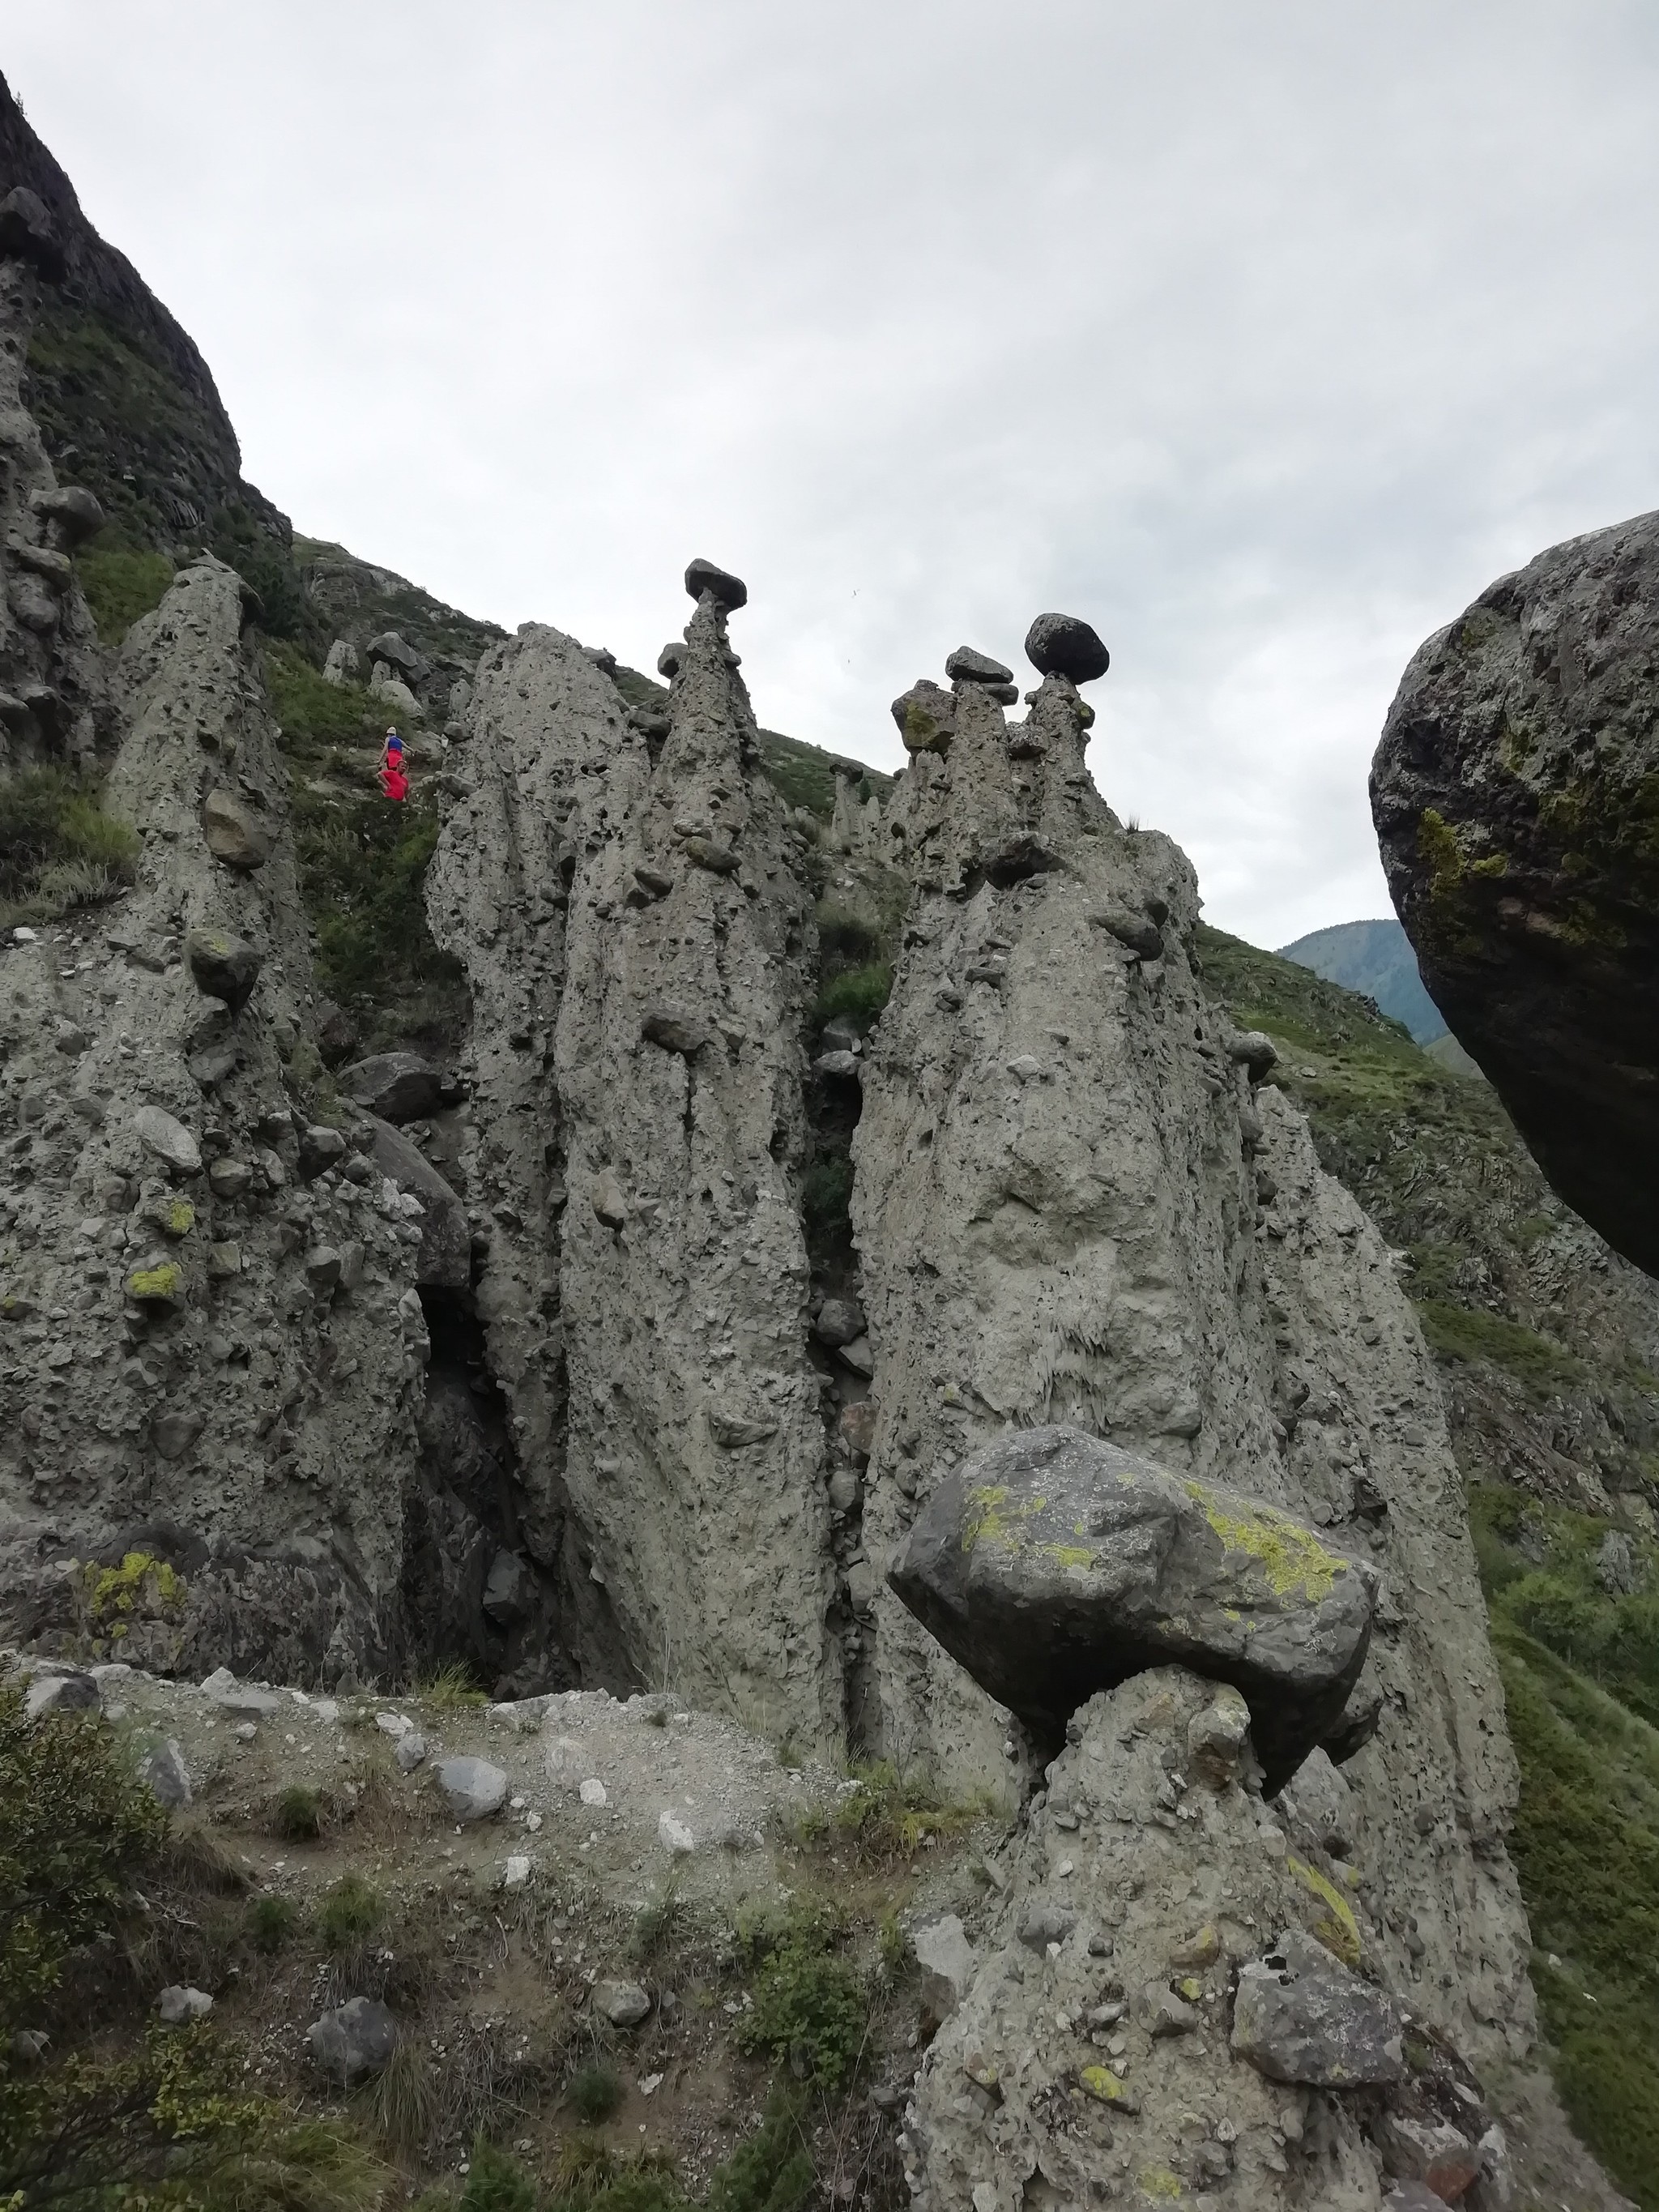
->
[425,583,841,1747]
[1371,508,1659,1279]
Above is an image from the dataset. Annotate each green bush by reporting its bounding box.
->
[0,767,140,924]
[737,1924,868,2088]
[0,1680,165,2026]
[273,1784,326,1842]
[566,2058,623,2124]
[291,779,466,1036]
[812,963,892,1036]
[315,1873,383,1952]
[462,2138,539,2212]
[246,1894,297,1953]
[75,544,174,642]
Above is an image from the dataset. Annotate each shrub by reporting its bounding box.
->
[736,1911,868,2089]
[0,1680,166,2026]
[1415,1299,1584,1395]
[315,1873,384,1952]
[247,1894,297,1953]
[566,2058,624,2124]
[813,963,892,1035]
[75,544,173,643]
[0,767,139,924]
[460,2137,539,2212]
[273,1784,326,1842]
[630,1883,680,1966]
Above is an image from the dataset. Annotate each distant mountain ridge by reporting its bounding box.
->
[1278,915,1448,1043]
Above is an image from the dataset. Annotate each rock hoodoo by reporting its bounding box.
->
[1372,506,1659,1276]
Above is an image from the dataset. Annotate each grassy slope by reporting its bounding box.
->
[1197,920,1659,2208]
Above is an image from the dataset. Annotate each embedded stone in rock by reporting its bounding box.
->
[886,1424,1377,1789]
[593,1979,651,2028]
[813,1298,866,1348]
[308,1996,397,2084]
[890,679,956,754]
[437,1756,508,1822]
[1378,2112,1484,2201]
[683,557,747,611]
[680,835,739,874]
[913,1911,976,2022]
[707,1407,781,1448]
[591,1171,629,1230]
[945,646,1014,685]
[482,1548,535,1625]
[133,1106,202,1176]
[1186,1683,1253,1788]
[657,642,684,678]
[641,1006,714,1056]
[186,927,262,1011]
[1230,1928,1405,2086]
[339,1052,445,1124]
[151,1411,203,1463]
[1024,612,1110,683]
[0,186,66,280]
[1090,906,1163,960]
[299,1125,348,1176]
[1227,1028,1279,1081]
[202,790,271,870]
[367,1118,469,1287]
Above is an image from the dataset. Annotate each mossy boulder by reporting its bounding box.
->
[886,1424,1376,1791]
[1371,506,1659,1275]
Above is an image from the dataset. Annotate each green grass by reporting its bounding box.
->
[246,1894,297,1954]
[272,1784,326,1843]
[75,544,174,643]
[315,1873,384,1952]
[795,1761,999,1863]
[0,766,140,925]
[813,963,892,1035]
[414,1660,488,1710]
[263,639,379,758]
[1473,1488,1659,2206]
[1415,1300,1585,1396]
[731,1902,868,2090]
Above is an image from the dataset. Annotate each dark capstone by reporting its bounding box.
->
[684,557,748,611]
[657,643,684,678]
[945,646,1013,685]
[0,188,65,281]
[887,1424,1377,1791]
[1025,613,1111,684]
[185,927,262,1012]
[339,1052,445,1125]
[1371,506,1659,1275]
[1090,907,1164,962]
[987,682,1020,706]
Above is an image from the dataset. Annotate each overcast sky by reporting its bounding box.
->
[12,3,1659,946]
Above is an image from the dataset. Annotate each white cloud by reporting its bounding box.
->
[12,0,1659,945]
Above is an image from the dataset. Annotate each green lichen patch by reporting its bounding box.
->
[1287,1855,1362,1966]
[126,1259,185,1305]
[1186,1483,1343,1604]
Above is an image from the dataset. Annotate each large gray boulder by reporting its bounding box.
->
[1230,1928,1405,2086]
[339,1052,446,1124]
[308,1996,397,2083]
[1371,507,1659,1275]
[886,1424,1376,1790]
[366,1117,469,1287]
[437,1755,507,1822]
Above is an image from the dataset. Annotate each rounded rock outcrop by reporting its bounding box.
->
[1371,506,1659,1276]
[683,557,747,611]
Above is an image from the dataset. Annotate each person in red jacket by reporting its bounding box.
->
[377,725,407,801]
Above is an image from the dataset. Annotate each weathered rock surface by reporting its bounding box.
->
[888,1424,1376,1788]
[847,654,1532,2111]
[1371,509,1659,1275]
[906,1671,1410,2210]
[0,559,432,1687]
[339,1051,446,1124]
[1231,1927,1405,2086]
[437,1753,507,1821]
[426,581,838,1745]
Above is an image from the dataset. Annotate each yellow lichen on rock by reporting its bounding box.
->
[1186,1480,1345,1603]
[1289,1852,1363,1966]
